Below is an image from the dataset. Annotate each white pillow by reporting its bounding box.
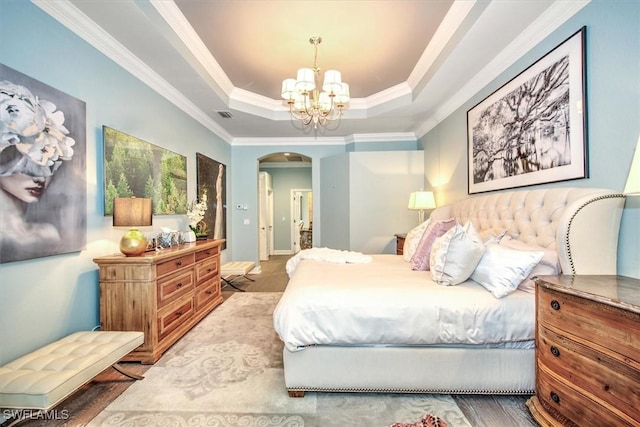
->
[430,221,485,286]
[402,219,431,262]
[471,243,544,298]
[499,237,560,293]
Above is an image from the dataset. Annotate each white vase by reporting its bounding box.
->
[183,230,196,243]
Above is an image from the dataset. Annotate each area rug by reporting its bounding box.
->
[89,292,471,427]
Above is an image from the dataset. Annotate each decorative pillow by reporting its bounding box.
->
[429,221,485,286]
[410,218,456,270]
[499,236,560,293]
[402,219,431,262]
[471,243,544,298]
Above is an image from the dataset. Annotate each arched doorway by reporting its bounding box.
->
[258,152,312,258]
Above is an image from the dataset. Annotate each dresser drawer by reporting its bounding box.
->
[537,363,633,426]
[157,269,194,308]
[157,295,195,341]
[538,327,640,422]
[195,258,219,284]
[157,253,195,277]
[195,281,220,311]
[538,286,640,364]
[195,245,219,262]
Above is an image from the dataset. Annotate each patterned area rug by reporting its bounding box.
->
[89,292,471,427]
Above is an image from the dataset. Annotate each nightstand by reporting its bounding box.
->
[395,233,406,255]
[526,275,640,426]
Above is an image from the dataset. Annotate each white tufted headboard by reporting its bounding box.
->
[429,187,625,275]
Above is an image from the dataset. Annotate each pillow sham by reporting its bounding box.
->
[430,221,484,286]
[402,219,431,262]
[471,243,544,298]
[499,236,560,293]
[410,218,456,270]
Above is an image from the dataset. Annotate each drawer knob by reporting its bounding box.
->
[176,261,183,266]
[176,311,183,316]
[550,346,560,357]
[550,391,560,404]
[207,268,213,273]
[206,290,212,295]
[550,300,560,310]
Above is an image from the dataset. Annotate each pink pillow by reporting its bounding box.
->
[410,218,456,271]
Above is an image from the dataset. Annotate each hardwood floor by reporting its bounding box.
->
[227,255,539,426]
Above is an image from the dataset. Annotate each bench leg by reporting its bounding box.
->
[222,277,247,292]
[112,363,145,380]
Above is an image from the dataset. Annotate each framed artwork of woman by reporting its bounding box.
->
[0,64,86,263]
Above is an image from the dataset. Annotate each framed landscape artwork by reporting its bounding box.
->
[196,153,227,249]
[467,27,587,194]
[103,126,187,215]
[0,63,87,263]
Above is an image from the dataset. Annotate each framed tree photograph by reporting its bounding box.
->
[196,153,227,248]
[467,27,587,194]
[103,126,187,215]
[0,63,87,263]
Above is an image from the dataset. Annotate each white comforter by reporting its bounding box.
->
[273,255,535,352]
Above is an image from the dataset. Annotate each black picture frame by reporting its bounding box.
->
[467,27,587,194]
[196,153,227,249]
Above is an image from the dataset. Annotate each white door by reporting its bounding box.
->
[259,172,273,260]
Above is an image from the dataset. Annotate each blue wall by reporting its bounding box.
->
[421,0,640,278]
[0,1,230,365]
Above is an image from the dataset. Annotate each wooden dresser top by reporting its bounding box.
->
[535,275,640,314]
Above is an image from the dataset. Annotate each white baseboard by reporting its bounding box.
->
[274,250,294,255]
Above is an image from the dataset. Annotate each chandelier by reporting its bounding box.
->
[281,36,350,131]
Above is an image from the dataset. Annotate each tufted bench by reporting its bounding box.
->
[0,331,143,411]
[220,261,256,292]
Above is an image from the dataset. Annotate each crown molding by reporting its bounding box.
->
[407,0,478,90]
[150,0,234,99]
[232,136,346,146]
[32,0,234,144]
[415,0,591,138]
[345,133,417,144]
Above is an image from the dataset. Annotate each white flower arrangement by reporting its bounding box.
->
[187,192,207,233]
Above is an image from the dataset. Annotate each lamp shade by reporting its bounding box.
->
[624,135,640,195]
[408,191,436,210]
[296,68,315,92]
[113,197,152,257]
[113,197,153,226]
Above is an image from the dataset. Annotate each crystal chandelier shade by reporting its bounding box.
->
[281,36,350,131]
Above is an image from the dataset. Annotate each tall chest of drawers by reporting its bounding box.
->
[93,240,224,363]
[527,275,640,426]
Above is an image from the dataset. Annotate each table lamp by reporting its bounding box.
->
[113,197,153,256]
[408,191,436,224]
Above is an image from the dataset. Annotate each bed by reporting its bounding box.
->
[273,187,625,397]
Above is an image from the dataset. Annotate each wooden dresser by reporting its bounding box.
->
[527,275,640,426]
[93,240,224,363]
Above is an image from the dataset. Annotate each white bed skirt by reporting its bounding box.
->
[283,345,535,395]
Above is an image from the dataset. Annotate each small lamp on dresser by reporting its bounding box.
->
[113,197,152,256]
